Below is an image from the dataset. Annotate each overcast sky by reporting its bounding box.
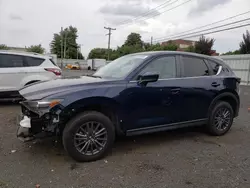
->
[0,0,250,57]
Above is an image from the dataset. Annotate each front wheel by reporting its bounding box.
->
[207,101,234,136]
[63,111,115,162]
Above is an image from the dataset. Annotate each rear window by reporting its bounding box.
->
[25,56,44,67]
[49,59,58,67]
[0,54,24,67]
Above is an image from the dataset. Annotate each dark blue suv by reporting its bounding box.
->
[17,51,240,162]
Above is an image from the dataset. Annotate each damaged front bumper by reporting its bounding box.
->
[17,115,34,142]
[17,100,65,142]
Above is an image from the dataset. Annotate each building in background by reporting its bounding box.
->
[162,39,196,51]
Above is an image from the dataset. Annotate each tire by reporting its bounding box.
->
[62,111,115,162]
[207,101,234,136]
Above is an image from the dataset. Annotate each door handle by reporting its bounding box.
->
[211,82,220,87]
[171,88,180,95]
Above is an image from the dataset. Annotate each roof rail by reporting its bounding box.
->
[0,50,43,55]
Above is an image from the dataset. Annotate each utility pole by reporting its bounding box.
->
[151,36,153,46]
[60,27,63,68]
[77,44,83,60]
[64,32,67,59]
[104,26,116,61]
[77,46,78,60]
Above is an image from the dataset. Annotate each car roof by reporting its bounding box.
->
[0,50,50,59]
[131,51,224,64]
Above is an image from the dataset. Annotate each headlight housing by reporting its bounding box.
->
[21,99,64,112]
[37,99,64,108]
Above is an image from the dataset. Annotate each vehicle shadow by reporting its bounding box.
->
[28,126,206,162]
[112,127,205,155]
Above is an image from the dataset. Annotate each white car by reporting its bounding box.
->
[0,51,62,100]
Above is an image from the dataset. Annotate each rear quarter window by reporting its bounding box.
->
[25,56,44,67]
[49,59,58,67]
[207,60,220,75]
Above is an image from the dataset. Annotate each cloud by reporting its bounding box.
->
[99,3,159,17]
[189,0,232,17]
[99,1,159,26]
[9,14,23,21]
[0,0,248,56]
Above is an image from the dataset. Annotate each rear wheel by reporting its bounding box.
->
[207,101,234,136]
[62,111,115,162]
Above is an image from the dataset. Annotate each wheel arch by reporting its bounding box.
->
[208,90,240,118]
[60,96,125,135]
[25,80,41,86]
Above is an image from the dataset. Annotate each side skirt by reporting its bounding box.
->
[126,119,207,136]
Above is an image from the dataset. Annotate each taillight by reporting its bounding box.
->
[45,68,61,76]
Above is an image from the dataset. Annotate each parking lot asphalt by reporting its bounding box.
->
[0,71,250,188]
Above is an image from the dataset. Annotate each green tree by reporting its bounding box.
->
[221,50,241,55]
[88,48,108,59]
[185,45,195,53]
[26,44,45,54]
[195,35,215,55]
[239,30,250,54]
[50,26,84,59]
[147,43,178,51]
[143,42,151,51]
[162,43,178,51]
[0,44,9,50]
[124,33,143,47]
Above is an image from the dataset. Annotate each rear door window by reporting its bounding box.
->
[25,56,44,67]
[0,54,24,68]
[182,56,209,77]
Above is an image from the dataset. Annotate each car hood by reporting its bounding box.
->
[19,76,114,100]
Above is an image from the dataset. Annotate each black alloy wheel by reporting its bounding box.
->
[213,108,231,131]
[74,121,108,156]
[207,101,234,136]
[63,111,115,162]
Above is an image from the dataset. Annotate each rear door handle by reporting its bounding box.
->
[171,88,180,94]
[211,82,220,87]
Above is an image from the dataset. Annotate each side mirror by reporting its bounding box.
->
[137,72,159,85]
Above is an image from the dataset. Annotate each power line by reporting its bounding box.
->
[151,10,250,42]
[152,17,250,43]
[117,0,177,26]
[104,27,116,60]
[119,0,193,28]
[154,23,250,43]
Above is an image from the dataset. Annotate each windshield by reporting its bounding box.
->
[92,54,148,79]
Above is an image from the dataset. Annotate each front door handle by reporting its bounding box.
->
[211,82,220,87]
[171,88,180,95]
